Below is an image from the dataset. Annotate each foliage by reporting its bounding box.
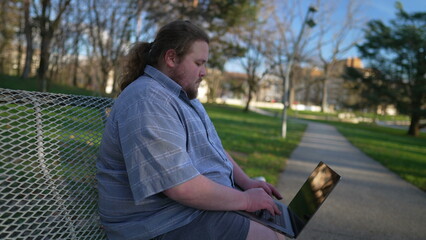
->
[144,0,261,70]
[355,2,426,136]
[344,67,394,112]
[1,0,259,95]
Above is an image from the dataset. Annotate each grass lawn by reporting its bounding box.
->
[309,119,426,191]
[205,104,307,185]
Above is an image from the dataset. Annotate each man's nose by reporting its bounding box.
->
[200,66,207,77]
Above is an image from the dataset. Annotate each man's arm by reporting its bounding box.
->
[163,174,280,215]
[226,152,283,200]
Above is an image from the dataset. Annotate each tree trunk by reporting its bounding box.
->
[0,47,5,73]
[72,39,80,87]
[321,78,328,112]
[37,33,53,92]
[304,81,311,105]
[320,64,330,113]
[408,109,420,136]
[99,64,110,94]
[36,0,71,91]
[21,0,33,79]
[16,35,23,76]
[244,86,253,112]
[289,86,295,109]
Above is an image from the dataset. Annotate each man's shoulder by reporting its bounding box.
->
[119,77,173,103]
[112,78,185,119]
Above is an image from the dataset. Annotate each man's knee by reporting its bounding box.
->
[246,220,285,240]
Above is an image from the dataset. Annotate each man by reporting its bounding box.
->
[97,20,285,240]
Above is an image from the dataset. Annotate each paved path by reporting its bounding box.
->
[277,121,426,240]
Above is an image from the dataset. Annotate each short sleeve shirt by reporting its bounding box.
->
[96,65,235,240]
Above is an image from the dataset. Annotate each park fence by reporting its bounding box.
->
[0,88,114,239]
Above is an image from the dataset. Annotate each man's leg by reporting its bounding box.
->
[156,211,250,240]
[246,220,285,240]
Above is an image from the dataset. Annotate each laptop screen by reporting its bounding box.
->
[288,161,341,235]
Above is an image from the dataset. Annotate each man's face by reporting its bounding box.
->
[171,40,209,99]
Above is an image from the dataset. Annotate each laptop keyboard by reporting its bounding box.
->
[254,204,286,227]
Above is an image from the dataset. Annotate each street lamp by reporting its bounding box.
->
[281,5,317,138]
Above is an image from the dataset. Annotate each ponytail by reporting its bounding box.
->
[119,42,152,91]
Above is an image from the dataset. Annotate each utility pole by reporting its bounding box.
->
[281,5,317,138]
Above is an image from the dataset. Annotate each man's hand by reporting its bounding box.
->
[240,178,283,200]
[243,188,281,216]
[226,152,283,200]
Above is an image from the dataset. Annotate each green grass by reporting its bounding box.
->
[205,104,307,185]
[305,119,426,191]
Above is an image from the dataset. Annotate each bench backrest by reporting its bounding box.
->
[1,88,113,239]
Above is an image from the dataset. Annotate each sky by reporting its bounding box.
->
[366,0,426,22]
[224,0,426,73]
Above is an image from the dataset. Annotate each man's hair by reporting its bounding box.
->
[119,20,210,91]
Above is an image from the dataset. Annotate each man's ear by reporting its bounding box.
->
[164,49,178,68]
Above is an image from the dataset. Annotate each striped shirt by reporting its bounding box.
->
[96,65,234,240]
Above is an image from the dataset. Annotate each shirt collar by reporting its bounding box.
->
[144,65,183,97]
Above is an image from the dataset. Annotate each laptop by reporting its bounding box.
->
[236,161,341,238]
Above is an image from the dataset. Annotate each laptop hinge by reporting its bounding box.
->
[288,208,305,238]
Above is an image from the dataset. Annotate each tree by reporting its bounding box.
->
[236,1,271,112]
[265,0,318,138]
[34,0,71,91]
[316,0,364,112]
[203,68,226,102]
[21,0,34,79]
[239,29,263,112]
[0,0,21,74]
[357,2,426,136]
[87,0,144,94]
[144,0,258,69]
[266,0,301,108]
[144,0,259,102]
[68,0,84,87]
[344,67,393,117]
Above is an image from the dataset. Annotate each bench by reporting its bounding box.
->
[0,88,113,239]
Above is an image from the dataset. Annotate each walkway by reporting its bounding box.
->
[277,121,426,240]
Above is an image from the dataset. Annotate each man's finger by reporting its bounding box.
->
[263,184,272,196]
[273,202,281,215]
[267,205,276,216]
[272,188,283,200]
[268,184,283,199]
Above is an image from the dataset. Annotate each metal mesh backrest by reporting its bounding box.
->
[0,88,114,239]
